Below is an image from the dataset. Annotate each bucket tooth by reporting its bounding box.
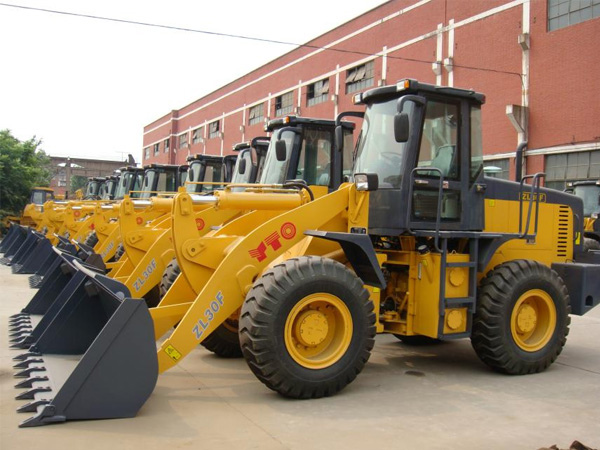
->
[0,256,11,265]
[9,330,32,338]
[9,324,32,332]
[13,352,42,362]
[13,358,44,369]
[11,263,23,273]
[19,405,66,428]
[17,400,51,413]
[14,367,46,378]
[10,336,35,349]
[10,313,30,320]
[15,386,52,400]
[15,376,49,389]
[9,317,31,325]
[29,275,44,288]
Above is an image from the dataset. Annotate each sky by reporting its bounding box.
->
[0,0,389,164]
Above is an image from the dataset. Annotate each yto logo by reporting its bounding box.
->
[195,218,205,231]
[136,217,143,225]
[249,222,296,262]
[74,210,81,218]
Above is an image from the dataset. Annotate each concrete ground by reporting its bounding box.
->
[0,263,599,450]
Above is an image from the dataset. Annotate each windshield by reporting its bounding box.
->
[573,184,600,216]
[204,163,224,191]
[186,161,203,193]
[115,173,130,199]
[31,190,46,204]
[86,181,101,197]
[296,128,333,186]
[139,170,157,199]
[260,130,296,184]
[231,149,254,187]
[353,99,409,188]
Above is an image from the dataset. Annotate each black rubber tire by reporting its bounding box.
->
[201,320,243,358]
[471,260,570,375]
[111,243,125,262]
[83,231,99,248]
[393,335,441,345]
[583,237,600,252]
[160,258,242,357]
[239,256,376,399]
[159,258,180,298]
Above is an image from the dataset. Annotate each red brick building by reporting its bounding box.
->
[143,0,600,189]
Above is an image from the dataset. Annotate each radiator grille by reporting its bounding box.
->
[556,205,570,258]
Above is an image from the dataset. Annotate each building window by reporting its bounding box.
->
[153,143,160,156]
[248,103,264,125]
[484,159,510,180]
[179,133,189,149]
[164,139,170,153]
[144,147,150,160]
[345,61,374,94]
[545,150,600,190]
[192,127,204,144]
[548,0,600,31]
[307,78,330,107]
[275,92,294,117]
[209,121,220,139]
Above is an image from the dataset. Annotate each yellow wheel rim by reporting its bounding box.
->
[222,309,240,333]
[284,293,353,370]
[510,289,557,352]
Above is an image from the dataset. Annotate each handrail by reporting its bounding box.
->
[518,172,546,239]
[407,167,445,253]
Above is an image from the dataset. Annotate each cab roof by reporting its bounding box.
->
[354,78,486,106]
[266,115,355,132]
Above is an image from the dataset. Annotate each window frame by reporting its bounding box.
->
[275,92,294,117]
[345,61,375,94]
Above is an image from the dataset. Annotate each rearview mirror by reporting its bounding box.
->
[238,158,247,175]
[275,140,287,162]
[394,113,410,143]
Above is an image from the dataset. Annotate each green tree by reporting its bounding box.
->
[0,129,52,215]
[70,175,88,193]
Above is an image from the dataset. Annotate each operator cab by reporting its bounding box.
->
[30,188,54,205]
[139,164,188,199]
[340,79,486,234]
[231,137,270,186]
[84,177,106,200]
[114,166,144,200]
[568,180,600,218]
[186,155,229,194]
[262,115,355,192]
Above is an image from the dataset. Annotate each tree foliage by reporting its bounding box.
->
[0,129,52,215]
[70,175,88,193]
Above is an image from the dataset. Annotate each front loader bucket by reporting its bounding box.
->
[1,223,23,253]
[1,227,33,265]
[15,237,56,275]
[11,232,50,274]
[12,263,158,427]
[9,251,105,348]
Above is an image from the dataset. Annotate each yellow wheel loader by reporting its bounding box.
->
[9,80,600,428]
[567,180,600,251]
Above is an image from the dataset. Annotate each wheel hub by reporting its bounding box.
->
[516,303,537,333]
[295,310,329,346]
